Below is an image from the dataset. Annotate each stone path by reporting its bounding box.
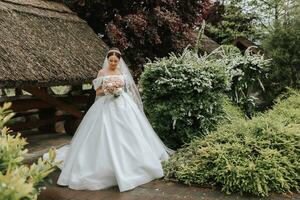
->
[23,132,72,164]
[38,170,300,200]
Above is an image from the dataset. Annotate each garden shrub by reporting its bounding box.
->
[163,90,300,197]
[140,47,231,149]
[219,95,246,125]
[0,102,60,200]
[207,45,271,116]
[140,44,268,148]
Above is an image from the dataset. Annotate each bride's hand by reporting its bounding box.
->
[96,87,105,96]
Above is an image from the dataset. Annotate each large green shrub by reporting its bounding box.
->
[0,102,60,200]
[218,95,246,125]
[207,45,270,116]
[140,47,231,149]
[163,90,300,196]
[140,44,269,148]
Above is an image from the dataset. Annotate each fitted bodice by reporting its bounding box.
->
[92,74,125,91]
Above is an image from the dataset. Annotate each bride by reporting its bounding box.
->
[43,47,175,192]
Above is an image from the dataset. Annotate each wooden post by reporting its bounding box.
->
[84,89,96,113]
[38,107,56,133]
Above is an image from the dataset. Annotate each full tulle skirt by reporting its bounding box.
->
[43,92,171,192]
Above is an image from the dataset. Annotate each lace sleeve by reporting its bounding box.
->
[92,70,104,91]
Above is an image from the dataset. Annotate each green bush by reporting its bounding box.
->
[140,44,269,148]
[0,102,60,200]
[219,96,246,125]
[163,90,300,197]
[140,47,231,149]
[207,45,270,116]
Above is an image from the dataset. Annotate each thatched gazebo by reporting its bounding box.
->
[0,0,108,134]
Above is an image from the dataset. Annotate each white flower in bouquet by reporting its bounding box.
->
[103,79,124,97]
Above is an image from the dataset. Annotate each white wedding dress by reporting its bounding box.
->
[43,74,173,192]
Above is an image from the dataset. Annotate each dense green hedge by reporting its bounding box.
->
[140,45,270,148]
[163,90,300,196]
[140,48,230,149]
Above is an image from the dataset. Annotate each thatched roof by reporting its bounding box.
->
[0,0,108,87]
[233,37,264,55]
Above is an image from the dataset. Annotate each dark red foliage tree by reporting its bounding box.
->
[54,0,212,77]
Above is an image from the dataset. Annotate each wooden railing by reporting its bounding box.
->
[0,86,95,135]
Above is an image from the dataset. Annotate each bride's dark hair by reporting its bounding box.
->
[107,47,121,59]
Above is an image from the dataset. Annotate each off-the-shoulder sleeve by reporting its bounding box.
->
[92,76,103,90]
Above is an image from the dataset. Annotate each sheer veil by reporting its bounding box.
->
[94,51,176,156]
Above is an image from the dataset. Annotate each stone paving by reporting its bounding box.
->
[23,132,72,163]
[38,170,300,200]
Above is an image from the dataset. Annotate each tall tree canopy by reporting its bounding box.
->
[205,0,258,44]
[205,0,299,44]
[55,0,212,73]
[205,0,299,106]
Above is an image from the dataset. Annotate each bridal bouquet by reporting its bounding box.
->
[103,79,124,97]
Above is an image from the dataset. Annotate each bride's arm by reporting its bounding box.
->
[94,69,105,96]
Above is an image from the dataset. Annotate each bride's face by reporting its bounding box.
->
[108,55,120,70]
